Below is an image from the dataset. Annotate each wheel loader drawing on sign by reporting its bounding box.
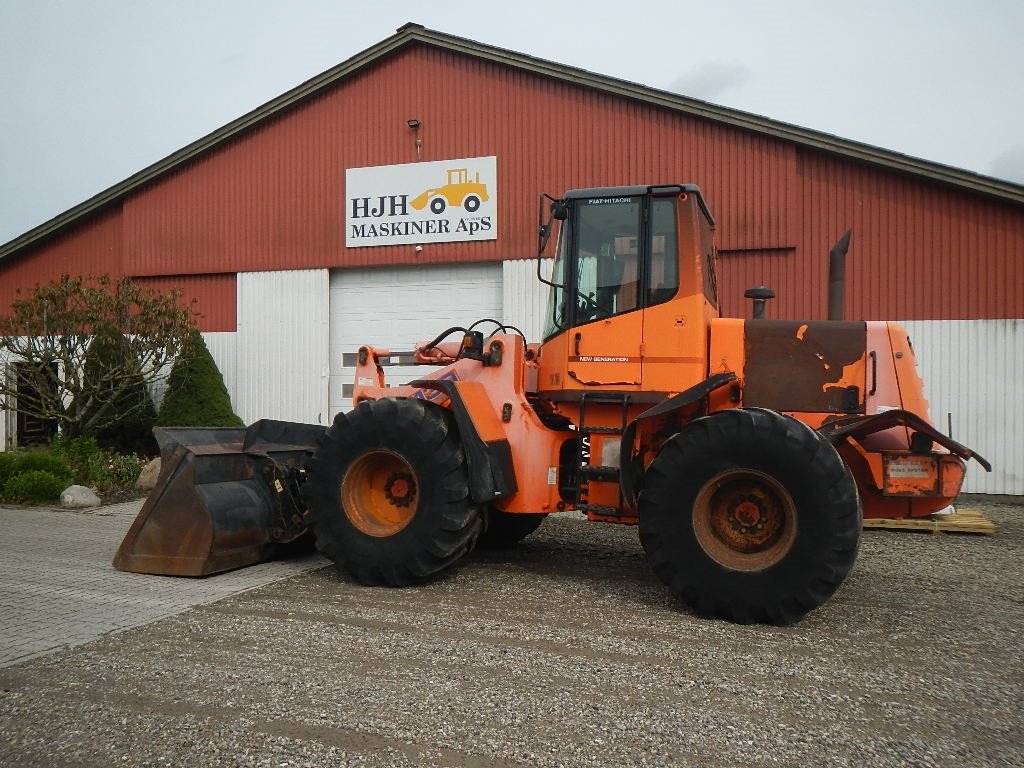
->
[114,183,990,624]
[409,167,489,214]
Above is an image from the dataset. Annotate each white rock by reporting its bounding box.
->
[61,484,102,508]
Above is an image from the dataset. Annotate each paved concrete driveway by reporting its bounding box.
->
[0,500,327,668]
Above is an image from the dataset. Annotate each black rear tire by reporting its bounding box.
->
[638,408,861,624]
[301,398,481,585]
[476,509,546,549]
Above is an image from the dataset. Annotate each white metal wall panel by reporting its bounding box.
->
[0,351,12,451]
[899,319,1023,495]
[329,263,503,417]
[502,258,553,343]
[236,270,330,426]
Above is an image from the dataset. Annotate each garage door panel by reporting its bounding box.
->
[329,263,502,416]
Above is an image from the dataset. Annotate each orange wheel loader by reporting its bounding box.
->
[114,183,990,625]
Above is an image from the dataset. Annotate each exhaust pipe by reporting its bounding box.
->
[828,229,853,321]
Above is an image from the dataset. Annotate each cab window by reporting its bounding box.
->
[574,198,641,324]
[647,197,678,306]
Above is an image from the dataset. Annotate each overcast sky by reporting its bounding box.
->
[1,0,1022,246]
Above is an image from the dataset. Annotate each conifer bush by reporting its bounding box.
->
[157,331,244,427]
[77,328,158,455]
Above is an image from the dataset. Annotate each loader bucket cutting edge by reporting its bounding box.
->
[112,420,325,577]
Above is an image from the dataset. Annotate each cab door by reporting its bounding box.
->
[562,196,644,389]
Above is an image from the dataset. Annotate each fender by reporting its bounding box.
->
[411,378,519,504]
[817,409,992,471]
[620,372,738,509]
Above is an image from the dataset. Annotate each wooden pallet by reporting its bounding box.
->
[863,507,997,535]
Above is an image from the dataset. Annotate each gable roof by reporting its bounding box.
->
[3,21,1022,262]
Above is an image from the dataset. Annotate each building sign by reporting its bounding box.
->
[345,156,497,248]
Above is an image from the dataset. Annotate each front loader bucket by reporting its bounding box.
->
[113,419,325,577]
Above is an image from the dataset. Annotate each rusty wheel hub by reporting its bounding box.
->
[341,451,419,537]
[692,469,797,572]
[384,472,417,507]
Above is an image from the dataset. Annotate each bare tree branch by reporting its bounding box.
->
[0,275,198,437]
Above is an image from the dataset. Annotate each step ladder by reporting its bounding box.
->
[574,392,630,518]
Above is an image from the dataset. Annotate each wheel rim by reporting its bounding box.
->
[341,451,418,537]
[692,468,797,572]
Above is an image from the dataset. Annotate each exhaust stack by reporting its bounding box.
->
[828,229,853,321]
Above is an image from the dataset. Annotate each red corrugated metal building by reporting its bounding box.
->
[1,24,1022,492]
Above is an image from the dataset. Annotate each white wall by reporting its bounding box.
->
[0,352,10,452]
[501,258,553,343]
[227,269,330,426]
[899,319,1023,495]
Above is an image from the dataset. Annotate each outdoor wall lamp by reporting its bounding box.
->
[408,119,422,156]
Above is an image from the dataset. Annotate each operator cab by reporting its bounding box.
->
[537,184,718,395]
[542,185,713,338]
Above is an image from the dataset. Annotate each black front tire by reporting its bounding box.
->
[301,398,481,585]
[638,407,861,624]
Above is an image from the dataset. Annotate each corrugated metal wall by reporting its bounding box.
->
[233,270,329,425]
[8,44,1022,324]
[132,274,237,332]
[0,210,123,310]
[716,248,799,320]
[899,319,1023,495]
[115,46,801,277]
[796,151,1024,321]
[501,258,552,342]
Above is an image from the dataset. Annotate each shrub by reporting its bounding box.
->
[0,452,16,488]
[12,452,73,485]
[50,435,104,484]
[90,452,146,496]
[157,331,244,427]
[3,470,66,504]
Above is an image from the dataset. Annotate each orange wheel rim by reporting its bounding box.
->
[341,451,419,537]
[692,468,797,572]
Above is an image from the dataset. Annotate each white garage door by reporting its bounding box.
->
[329,263,503,418]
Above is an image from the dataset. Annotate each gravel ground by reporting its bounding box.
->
[1,498,1021,767]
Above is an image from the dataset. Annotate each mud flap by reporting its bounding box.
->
[112,420,325,577]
